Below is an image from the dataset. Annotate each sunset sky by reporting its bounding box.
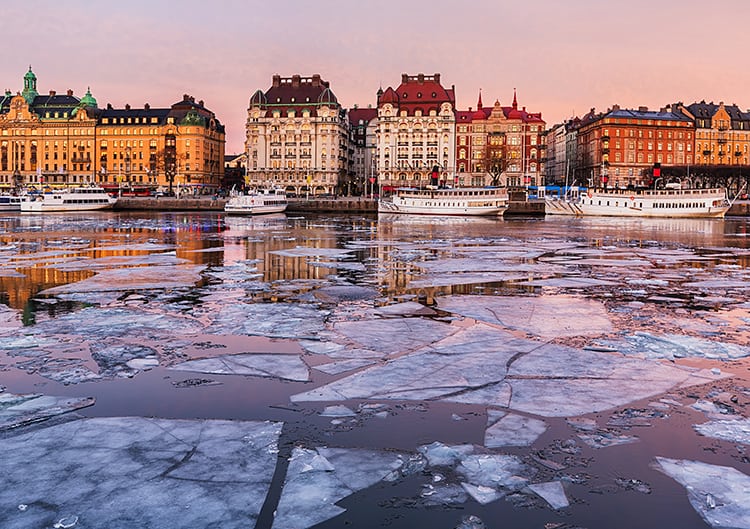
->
[4,0,750,153]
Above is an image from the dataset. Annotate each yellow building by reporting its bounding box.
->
[681,101,750,168]
[0,67,225,192]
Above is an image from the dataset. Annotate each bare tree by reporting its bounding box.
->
[484,133,506,186]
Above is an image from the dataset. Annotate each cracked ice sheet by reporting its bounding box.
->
[269,247,356,259]
[0,417,282,529]
[527,481,569,510]
[694,417,750,445]
[272,446,406,529]
[331,317,457,356]
[170,353,310,382]
[203,303,328,339]
[593,332,750,361]
[293,322,721,418]
[437,295,612,338]
[0,392,95,431]
[45,253,190,271]
[653,457,750,529]
[38,265,206,295]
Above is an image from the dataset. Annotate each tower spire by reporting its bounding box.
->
[512,88,518,110]
[477,88,483,110]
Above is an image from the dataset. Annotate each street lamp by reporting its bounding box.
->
[12,168,22,191]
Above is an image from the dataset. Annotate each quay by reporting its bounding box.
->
[112,196,749,216]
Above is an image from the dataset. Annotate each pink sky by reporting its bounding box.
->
[4,0,749,153]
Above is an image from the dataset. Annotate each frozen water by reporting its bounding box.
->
[331,317,457,356]
[484,412,548,448]
[312,358,376,375]
[203,303,328,339]
[418,441,476,467]
[319,405,357,417]
[170,353,310,382]
[694,417,750,446]
[272,446,406,529]
[593,332,750,361]
[0,417,282,529]
[375,301,438,317]
[0,392,94,431]
[39,265,206,295]
[313,285,379,302]
[527,481,569,510]
[456,453,534,491]
[269,247,356,258]
[437,295,613,338]
[653,457,750,529]
[46,253,189,271]
[461,482,504,505]
[294,321,716,417]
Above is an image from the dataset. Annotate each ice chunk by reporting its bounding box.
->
[527,481,569,509]
[437,295,612,338]
[319,405,356,417]
[418,442,476,467]
[577,431,639,449]
[484,413,548,448]
[204,303,327,339]
[0,418,282,529]
[375,301,438,317]
[456,453,534,491]
[460,482,504,505]
[312,358,376,375]
[170,353,310,382]
[593,332,750,361]
[332,317,457,355]
[694,417,750,446]
[272,446,406,529]
[0,392,95,431]
[38,265,206,294]
[653,457,750,529]
[455,515,487,529]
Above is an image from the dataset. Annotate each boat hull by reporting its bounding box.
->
[378,187,508,217]
[545,188,730,219]
[224,204,288,215]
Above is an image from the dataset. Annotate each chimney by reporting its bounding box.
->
[49,90,56,96]
[434,73,440,84]
[272,75,281,87]
[418,73,424,83]
[67,89,73,96]
[125,103,131,110]
[638,106,648,112]
[292,74,301,87]
[198,100,203,107]
[144,103,150,110]
[107,103,112,109]
[312,74,321,86]
[612,104,620,111]
[402,73,409,84]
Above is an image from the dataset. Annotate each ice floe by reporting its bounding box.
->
[0,392,94,431]
[526,481,569,509]
[272,446,406,529]
[0,417,282,529]
[694,417,750,446]
[38,265,206,295]
[170,353,310,382]
[484,411,548,448]
[653,457,750,529]
[592,332,750,361]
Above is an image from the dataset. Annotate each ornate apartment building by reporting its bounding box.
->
[245,74,348,195]
[0,67,225,192]
[573,105,694,188]
[347,107,378,195]
[375,73,456,189]
[455,90,545,188]
[680,101,750,168]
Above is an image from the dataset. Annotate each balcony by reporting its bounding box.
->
[735,151,743,157]
[702,150,711,156]
[601,135,610,142]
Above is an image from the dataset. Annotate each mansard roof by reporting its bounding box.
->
[348,107,377,125]
[378,73,455,114]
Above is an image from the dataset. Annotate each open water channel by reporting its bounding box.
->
[1,210,749,529]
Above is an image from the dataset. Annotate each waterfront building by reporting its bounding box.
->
[573,104,693,188]
[245,74,348,196]
[347,106,378,195]
[679,101,750,169]
[224,153,247,190]
[455,90,546,188]
[375,73,456,189]
[0,67,225,192]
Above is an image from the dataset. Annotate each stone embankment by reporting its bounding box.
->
[113,197,750,216]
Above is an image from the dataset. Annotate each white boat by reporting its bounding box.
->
[378,186,509,216]
[224,188,288,215]
[545,185,731,218]
[0,195,22,211]
[20,186,118,213]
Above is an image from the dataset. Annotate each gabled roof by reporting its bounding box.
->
[348,107,377,125]
[378,73,455,113]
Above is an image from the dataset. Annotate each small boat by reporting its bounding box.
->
[0,195,22,211]
[20,186,118,213]
[224,188,288,215]
[545,185,731,218]
[378,186,509,216]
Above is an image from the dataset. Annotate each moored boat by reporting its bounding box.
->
[20,186,118,213]
[545,186,731,218]
[0,195,22,211]
[224,188,288,215]
[378,186,509,216]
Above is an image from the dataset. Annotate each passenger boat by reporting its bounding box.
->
[224,188,288,215]
[0,195,22,211]
[378,186,509,216]
[20,186,118,212]
[544,185,731,218]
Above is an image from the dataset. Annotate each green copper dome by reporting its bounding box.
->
[22,65,39,104]
[79,87,97,107]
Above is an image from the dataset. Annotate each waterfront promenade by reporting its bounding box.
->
[114,196,750,216]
